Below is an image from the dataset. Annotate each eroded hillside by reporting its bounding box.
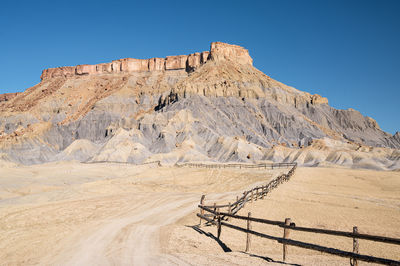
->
[0,42,399,169]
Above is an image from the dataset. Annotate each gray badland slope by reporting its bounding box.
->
[0,42,398,168]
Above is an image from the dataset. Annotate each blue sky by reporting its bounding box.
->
[1,0,399,133]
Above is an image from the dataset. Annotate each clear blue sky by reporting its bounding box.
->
[1,0,399,134]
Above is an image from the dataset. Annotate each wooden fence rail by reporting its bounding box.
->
[188,161,400,265]
[177,161,297,221]
[196,162,297,219]
[196,211,400,265]
[176,162,295,169]
[136,160,399,264]
[199,206,400,246]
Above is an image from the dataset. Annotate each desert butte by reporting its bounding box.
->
[0,41,399,265]
[0,160,399,265]
[0,42,399,169]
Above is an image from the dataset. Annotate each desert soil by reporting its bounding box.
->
[0,161,399,265]
[164,167,400,265]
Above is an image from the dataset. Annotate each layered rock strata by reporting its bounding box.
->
[40,42,242,80]
[1,42,399,167]
[0,92,19,103]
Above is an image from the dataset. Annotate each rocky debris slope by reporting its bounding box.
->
[0,42,399,169]
[0,92,19,103]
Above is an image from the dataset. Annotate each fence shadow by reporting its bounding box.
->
[194,162,400,265]
[188,225,232,252]
[240,252,302,266]
[187,225,301,265]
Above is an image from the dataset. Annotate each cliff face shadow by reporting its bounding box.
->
[188,225,232,252]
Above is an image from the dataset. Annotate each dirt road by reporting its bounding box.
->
[0,162,281,265]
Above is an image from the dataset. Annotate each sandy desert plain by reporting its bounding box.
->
[0,159,399,266]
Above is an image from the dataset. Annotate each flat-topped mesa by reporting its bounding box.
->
[40,42,253,80]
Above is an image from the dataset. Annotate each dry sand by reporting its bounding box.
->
[0,162,399,265]
[164,167,400,265]
[0,161,285,265]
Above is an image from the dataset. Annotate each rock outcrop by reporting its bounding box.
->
[0,92,19,103]
[310,94,328,105]
[210,42,253,65]
[1,41,398,168]
[39,42,252,80]
[389,132,400,148]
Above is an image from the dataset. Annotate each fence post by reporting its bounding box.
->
[283,218,291,262]
[199,195,205,225]
[251,190,253,203]
[261,186,264,199]
[213,202,217,220]
[255,188,258,201]
[245,212,252,252]
[217,216,222,239]
[350,226,359,266]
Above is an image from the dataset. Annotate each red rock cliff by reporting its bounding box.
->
[40,42,253,80]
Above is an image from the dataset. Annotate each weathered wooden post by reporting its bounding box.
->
[213,202,217,220]
[245,212,252,252]
[255,188,258,201]
[228,202,231,218]
[261,186,264,199]
[350,226,359,266]
[283,218,291,261]
[217,216,222,239]
[251,190,253,203]
[199,195,205,225]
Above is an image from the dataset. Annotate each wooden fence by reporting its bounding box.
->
[176,162,295,170]
[197,207,400,265]
[190,162,400,265]
[194,162,297,220]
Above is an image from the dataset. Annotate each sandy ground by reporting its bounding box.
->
[0,161,287,265]
[164,167,400,265]
[0,162,399,265]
